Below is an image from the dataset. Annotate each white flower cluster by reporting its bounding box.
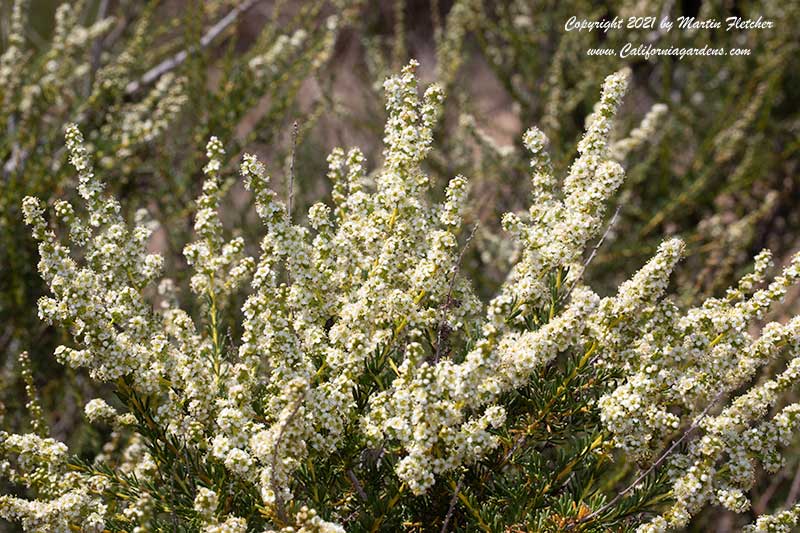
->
[4,61,800,531]
[184,137,255,301]
[360,69,639,495]
[193,487,248,532]
[247,16,339,91]
[105,73,189,160]
[0,432,105,532]
[596,246,800,530]
[1,0,114,120]
[0,0,27,107]
[610,102,668,161]
[264,506,346,533]
[249,29,310,78]
[743,503,800,532]
[84,398,118,425]
[492,69,629,323]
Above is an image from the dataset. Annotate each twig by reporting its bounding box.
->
[23,26,46,51]
[270,393,305,523]
[433,223,479,363]
[440,476,463,533]
[753,471,785,515]
[100,5,131,55]
[2,144,28,177]
[563,204,621,303]
[90,0,109,76]
[569,391,725,530]
[287,120,299,221]
[347,469,368,502]
[785,463,800,508]
[125,0,260,94]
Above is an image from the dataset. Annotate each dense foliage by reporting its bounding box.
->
[2,1,800,532]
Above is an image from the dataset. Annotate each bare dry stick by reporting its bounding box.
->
[287,120,299,221]
[125,0,260,94]
[433,223,479,363]
[569,391,725,530]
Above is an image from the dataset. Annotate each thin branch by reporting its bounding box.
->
[2,143,28,177]
[23,26,46,51]
[753,470,786,515]
[440,476,463,533]
[100,5,131,54]
[570,391,725,529]
[563,204,621,303]
[270,393,305,523]
[287,120,299,221]
[347,469,368,502]
[785,463,800,508]
[125,0,260,94]
[433,223,479,363]
[90,0,109,76]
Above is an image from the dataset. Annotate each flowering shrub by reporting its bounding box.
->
[372,0,799,306]
[0,0,345,454]
[2,60,800,532]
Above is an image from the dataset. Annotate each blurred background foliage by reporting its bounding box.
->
[1,0,798,531]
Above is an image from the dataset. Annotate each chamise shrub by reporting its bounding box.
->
[0,0,351,461]
[3,59,800,533]
[349,0,799,305]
